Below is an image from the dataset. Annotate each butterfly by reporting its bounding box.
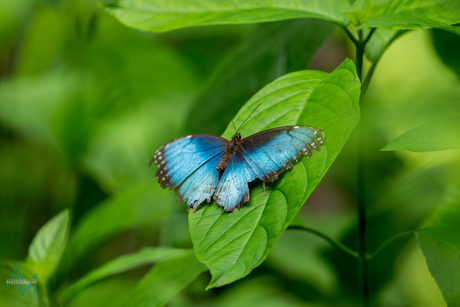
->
[150,116,325,213]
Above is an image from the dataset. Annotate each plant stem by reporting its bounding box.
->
[356,28,369,307]
[367,230,415,261]
[287,225,358,258]
[357,133,369,307]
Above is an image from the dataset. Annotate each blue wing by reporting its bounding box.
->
[213,126,325,212]
[213,151,256,212]
[151,134,227,212]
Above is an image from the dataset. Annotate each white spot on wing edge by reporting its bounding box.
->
[185,135,192,139]
[294,126,300,128]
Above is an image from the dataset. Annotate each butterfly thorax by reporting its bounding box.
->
[216,133,241,172]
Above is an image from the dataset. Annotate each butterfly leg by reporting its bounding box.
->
[263,181,265,192]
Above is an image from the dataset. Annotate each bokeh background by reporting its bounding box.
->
[1,0,460,306]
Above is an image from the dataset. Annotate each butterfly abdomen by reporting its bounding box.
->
[216,133,241,172]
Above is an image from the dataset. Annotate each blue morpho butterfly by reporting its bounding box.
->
[150,106,326,213]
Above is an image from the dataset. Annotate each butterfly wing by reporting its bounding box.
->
[237,125,325,182]
[213,126,325,211]
[213,151,256,212]
[151,134,227,212]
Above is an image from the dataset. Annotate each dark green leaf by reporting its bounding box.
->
[102,0,350,32]
[433,28,460,78]
[416,227,460,307]
[63,183,174,268]
[365,28,399,62]
[381,116,460,152]
[186,19,333,135]
[61,247,185,305]
[116,250,207,307]
[189,58,361,288]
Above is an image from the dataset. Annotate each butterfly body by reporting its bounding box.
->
[216,133,241,172]
[151,126,325,213]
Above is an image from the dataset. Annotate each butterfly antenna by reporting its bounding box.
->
[226,105,238,134]
[236,103,262,133]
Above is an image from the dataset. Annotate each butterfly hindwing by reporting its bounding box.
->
[151,135,227,210]
[213,151,256,212]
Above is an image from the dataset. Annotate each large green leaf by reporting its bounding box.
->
[360,0,460,33]
[381,116,460,152]
[189,58,361,288]
[102,0,350,32]
[60,247,185,305]
[416,227,460,307]
[115,250,207,307]
[185,18,333,136]
[27,209,70,277]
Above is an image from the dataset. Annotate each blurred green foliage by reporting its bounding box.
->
[1,0,460,307]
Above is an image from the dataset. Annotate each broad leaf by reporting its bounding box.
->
[381,116,460,152]
[185,18,333,135]
[416,227,460,307]
[61,183,173,269]
[61,247,185,305]
[115,250,207,307]
[27,209,70,273]
[189,58,361,288]
[360,0,460,34]
[102,0,350,32]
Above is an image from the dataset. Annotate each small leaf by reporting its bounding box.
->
[416,227,460,306]
[190,58,361,288]
[102,0,351,32]
[381,116,460,152]
[360,0,460,33]
[116,250,207,307]
[344,0,372,25]
[60,247,185,305]
[27,209,70,269]
[365,28,399,62]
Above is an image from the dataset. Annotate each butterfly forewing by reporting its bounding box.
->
[151,134,227,191]
[237,126,325,182]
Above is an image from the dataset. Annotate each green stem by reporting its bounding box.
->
[367,230,415,261]
[287,225,358,259]
[339,24,359,45]
[356,28,369,307]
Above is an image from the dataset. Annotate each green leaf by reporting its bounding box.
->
[63,183,174,268]
[416,227,460,306]
[365,28,399,62]
[102,0,350,32]
[116,250,207,307]
[344,0,373,25]
[360,0,460,33]
[27,209,70,271]
[189,58,361,288]
[381,116,460,152]
[185,18,333,135]
[60,247,185,305]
